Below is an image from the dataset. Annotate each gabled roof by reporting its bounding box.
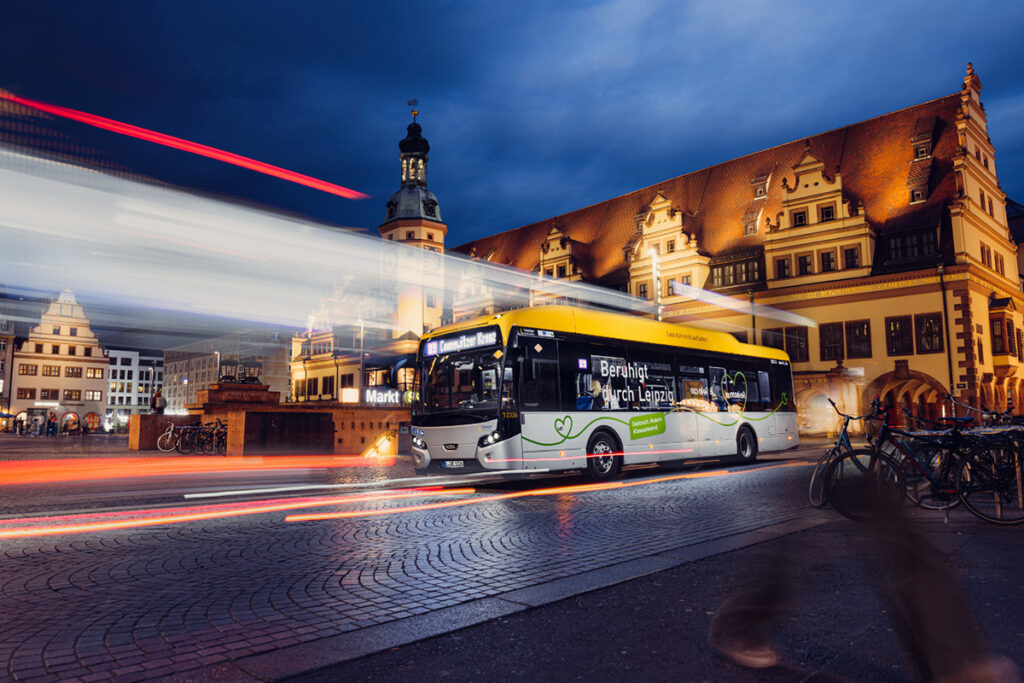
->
[454,92,962,282]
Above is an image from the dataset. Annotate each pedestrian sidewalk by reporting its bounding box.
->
[167,508,1022,682]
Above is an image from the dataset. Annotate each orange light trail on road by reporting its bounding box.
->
[0,487,475,539]
[0,454,397,486]
[287,468,738,521]
[0,92,369,200]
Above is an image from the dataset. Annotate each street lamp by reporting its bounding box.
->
[648,248,662,321]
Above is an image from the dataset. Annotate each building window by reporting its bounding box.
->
[755,186,766,197]
[996,254,1005,275]
[426,293,436,308]
[63,389,81,401]
[797,254,812,276]
[544,268,554,277]
[19,364,38,375]
[34,343,43,353]
[666,240,675,252]
[991,319,1007,356]
[65,366,83,378]
[915,145,929,158]
[42,365,60,377]
[776,258,790,279]
[911,188,925,203]
[427,232,434,241]
[84,390,102,401]
[83,348,92,357]
[819,205,835,222]
[40,389,59,400]
[821,252,835,272]
[762,329,785,350]
[792,210,807,226]
[68,347,76,356]
[744,221,756,235]
[321,376,335,398]
[784,327,809,363]
[638,283,648,299]
[16,388,35,399]
[52,325,60,334]
[846,320,872,358]
[341,373,354,388]
[406,231,414,240]
[557,264,567,278]
[69,328,77,336]
[1017,328,1023,363]
[918,311,949,354]
[820,323,844,361]
[51,345,60,355]
[885,229,937,262]
[306,377,319,397]
[885,316,914,356]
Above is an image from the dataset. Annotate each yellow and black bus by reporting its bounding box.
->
[411,305,797,480]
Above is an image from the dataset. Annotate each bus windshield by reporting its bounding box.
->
[418,351,504,423]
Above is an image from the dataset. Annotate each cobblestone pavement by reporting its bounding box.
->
[0,459,816,681]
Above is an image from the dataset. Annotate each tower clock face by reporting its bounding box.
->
[424,250,441,273]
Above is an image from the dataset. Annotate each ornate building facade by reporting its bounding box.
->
[452,66,1019,432]
[8,289,109,431]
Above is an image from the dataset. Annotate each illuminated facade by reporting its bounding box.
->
[105,349,163,427]
[453,66,1020,431]
[8,290,108,431]
[0,317,13,428]
[289,115,444,406]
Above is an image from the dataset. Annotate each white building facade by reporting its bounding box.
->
[105,349,163,429]
[9,290,109,432]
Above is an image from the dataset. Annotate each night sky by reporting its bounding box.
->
[3,1,1024,248]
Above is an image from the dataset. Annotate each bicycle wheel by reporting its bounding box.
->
[901,446,962,511]
[808,450,836,508]
[177,429,196,454]
[824,449,905,522]
[956,445,1024,525]
[197,429,214,454]
[156,430,177,452]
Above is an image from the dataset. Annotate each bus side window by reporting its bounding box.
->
[709,366,727,410]
[758,371,771,407]
[521,342,560,410]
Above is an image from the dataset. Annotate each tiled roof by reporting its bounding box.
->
[454,93,962,281]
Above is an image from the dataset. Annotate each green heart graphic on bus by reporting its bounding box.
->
[554,416,574,438]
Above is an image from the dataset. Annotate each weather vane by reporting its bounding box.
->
[407,99,418,121]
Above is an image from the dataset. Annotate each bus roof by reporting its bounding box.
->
[421,305,790,363]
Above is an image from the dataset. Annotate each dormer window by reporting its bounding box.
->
[755,186,766,197]
[819,205,835,222]
[910,188,925,203]
[666,239,675,253]
[792,210,807,227]
[914,145,929,159]
[744,221,756,235]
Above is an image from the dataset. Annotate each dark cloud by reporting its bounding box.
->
[2,0,1023,247]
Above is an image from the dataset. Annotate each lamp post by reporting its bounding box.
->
[649,248,662,321]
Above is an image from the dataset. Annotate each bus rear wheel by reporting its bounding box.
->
[736,427,758,463]
[586,431,622,481]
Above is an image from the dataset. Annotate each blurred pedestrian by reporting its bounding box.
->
[709,482,1019,680]
[150,389,166,414]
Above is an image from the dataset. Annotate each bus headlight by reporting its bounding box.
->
[478,430,501,448]
[412,435,427,450]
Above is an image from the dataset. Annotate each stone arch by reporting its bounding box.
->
[862,370,948,427]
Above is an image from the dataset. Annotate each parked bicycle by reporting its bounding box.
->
[808,398,874,508]
[156,421,179,452]
[824,398,1024,525]
[175,419,227,455]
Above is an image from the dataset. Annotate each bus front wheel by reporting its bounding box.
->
[736,427,758,463]
[586,430,622,481]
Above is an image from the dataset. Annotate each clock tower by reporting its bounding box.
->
[379,111,446,336]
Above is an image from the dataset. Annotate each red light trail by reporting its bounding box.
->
[0,91,369,200]
[0,487,475,539]
[0,454,397,486]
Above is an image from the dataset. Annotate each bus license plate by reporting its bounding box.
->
[443,460,464,469]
